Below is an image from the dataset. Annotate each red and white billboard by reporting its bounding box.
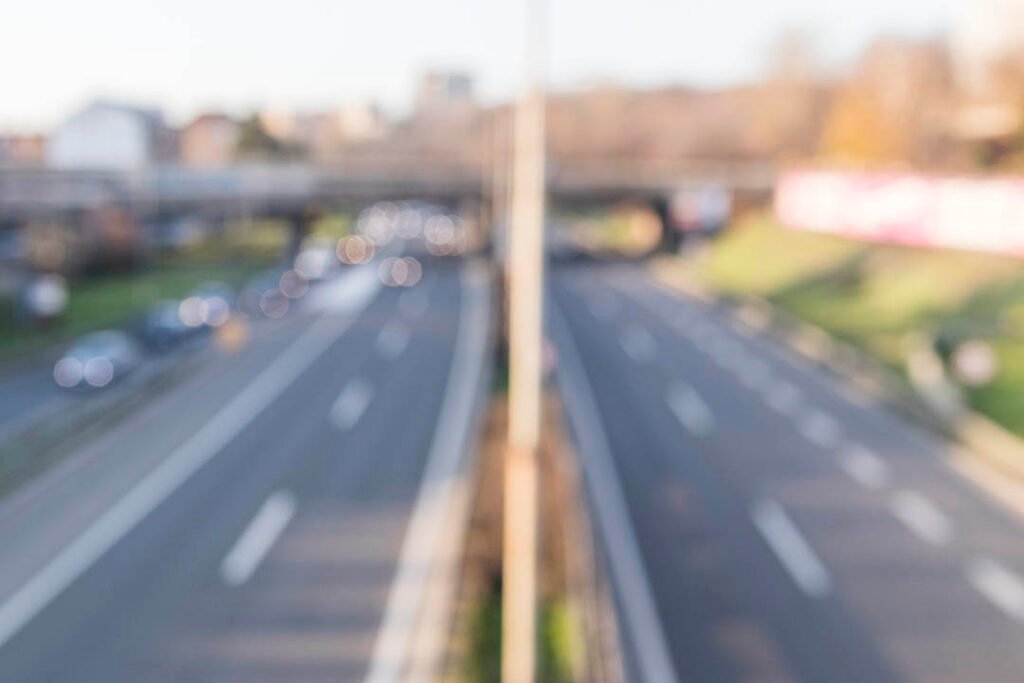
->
[775,169,1024,257]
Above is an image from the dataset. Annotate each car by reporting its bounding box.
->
[237,270,287,318]
[294,239,337,281]
[136,299,196,351]
[180,281,235,328]
[53,330,143,389]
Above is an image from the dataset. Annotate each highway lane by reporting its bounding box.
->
[551,261,1024,683]
[0,362,72,437]
[0,256,490,682]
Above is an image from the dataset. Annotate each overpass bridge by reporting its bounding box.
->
[1,161,774,216]
[0,160,776,251]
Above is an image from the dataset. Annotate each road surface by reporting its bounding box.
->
[551,260,1024,683]
[0,256,490,682]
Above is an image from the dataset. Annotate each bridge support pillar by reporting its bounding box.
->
[285,210,316,265]
[652,196,682,252]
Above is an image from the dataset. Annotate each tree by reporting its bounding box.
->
[235,115,304,160]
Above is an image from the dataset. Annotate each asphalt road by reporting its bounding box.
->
[0,255,490,682]
[551,261,1024,683]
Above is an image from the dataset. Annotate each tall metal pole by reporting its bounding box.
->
[502,0,546,680]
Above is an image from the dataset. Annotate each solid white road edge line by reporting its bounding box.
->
[552,300,680,683]
[752,499,833,598]
[363,261,490,683]
[220,491,297,587]
[0,264,381,650]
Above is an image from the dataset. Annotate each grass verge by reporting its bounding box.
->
[447,388,595,682]
[655,212,1024,436]
[0,255,276,364]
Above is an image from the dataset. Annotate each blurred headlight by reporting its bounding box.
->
[84,357,114,388]
[179,296,207,328]
[279,270,309,299]
[203,296,231,327]
[54,357,83,387]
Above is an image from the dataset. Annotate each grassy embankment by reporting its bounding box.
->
[0,215,352,364]
[655,213,1024,436]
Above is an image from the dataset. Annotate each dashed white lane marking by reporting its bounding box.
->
[968,557,1024,623]
[587,293,618,321]
[891,490,953,547]
[667,383,716,437]
[330,379,375,430]
[730,318,758,339]
[376,321,410,360]
[710,339,746,370]
[766,382,802,415]
[839,445,890,490]
[220,491,297,587]
[752,499,833,598]
[799,411,842,449]
[736,357,773,391]
[840,384,873,408]
[398,288,429,319]
[690,323,721,353]
[0,266,381,651]
[621,325,656,364]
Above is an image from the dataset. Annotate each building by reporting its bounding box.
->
[254,105,390,164]
[258,109,298,142]
[300,106,389,163]
[0,134,46,165]
[46,100,172,170]
[952,0,1024,94]
[179,113,240,167]
[949,1,1024,145]
[415,71,475,114]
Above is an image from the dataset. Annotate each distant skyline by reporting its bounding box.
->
[0,0,964,131]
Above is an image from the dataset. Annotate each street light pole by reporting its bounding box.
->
[503,0,546,680]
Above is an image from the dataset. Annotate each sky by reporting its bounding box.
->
[0,0,964,130]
